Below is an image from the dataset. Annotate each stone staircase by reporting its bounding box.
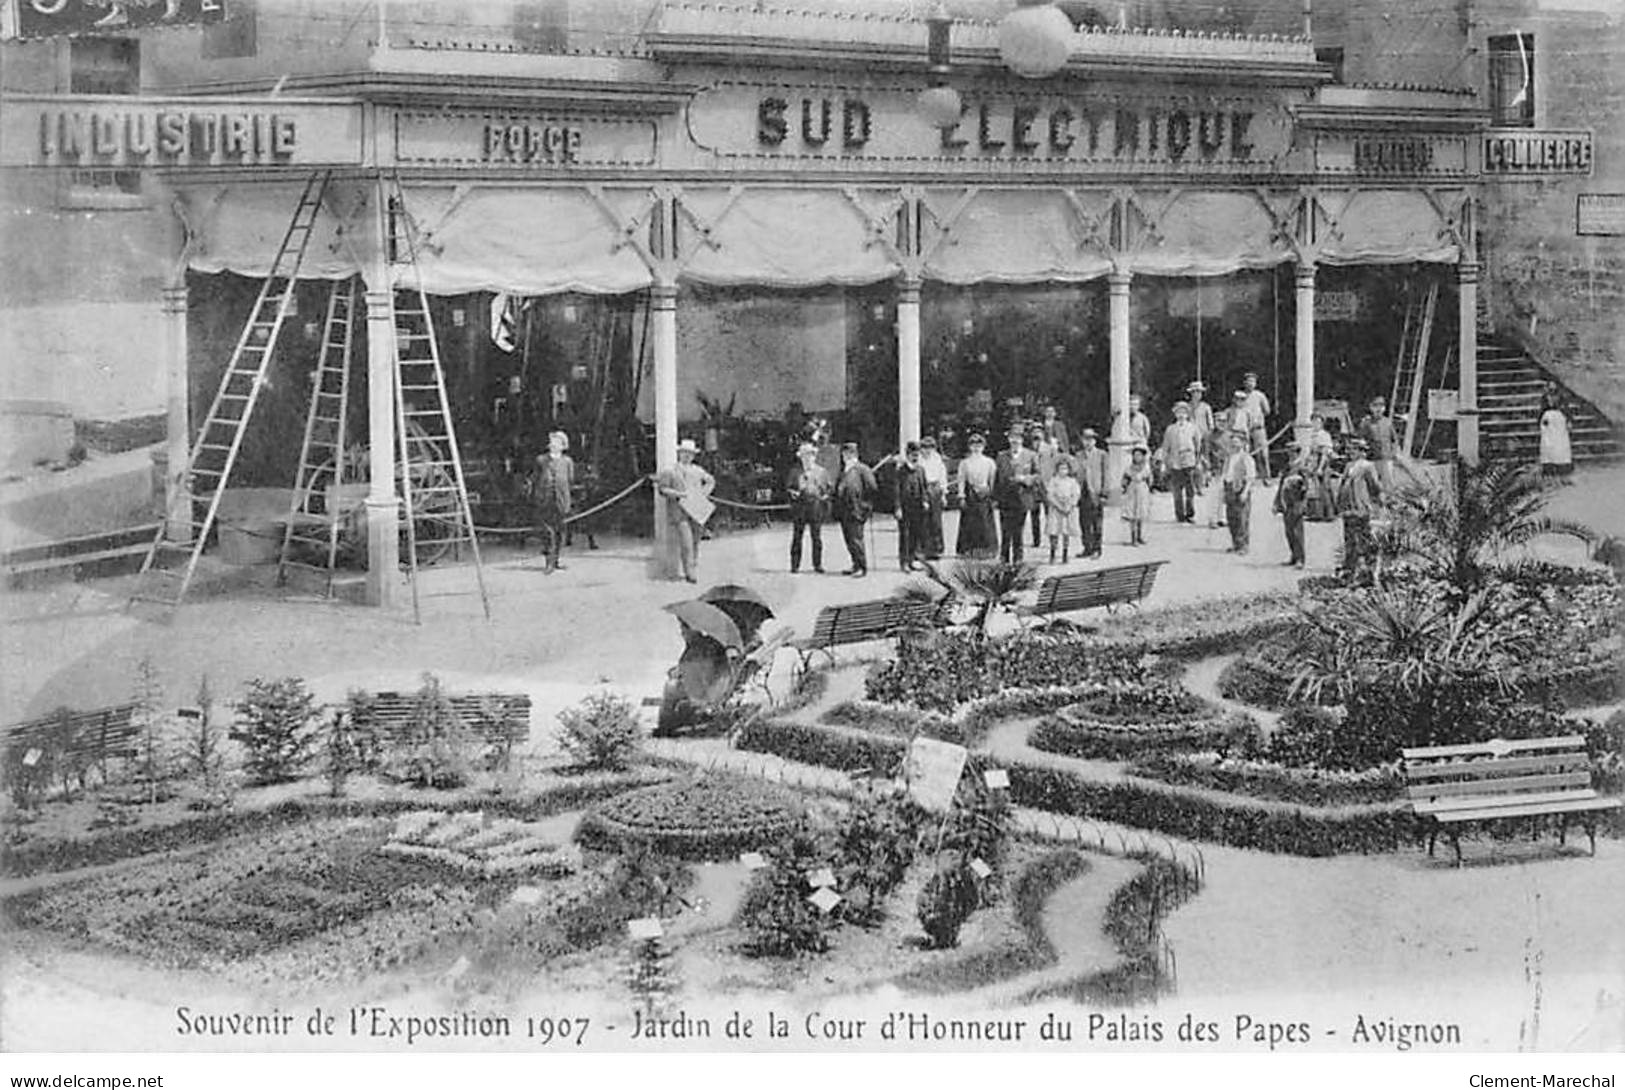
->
[1475,340,1622,464]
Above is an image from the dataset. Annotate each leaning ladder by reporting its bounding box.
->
[131,171,331,612]
[385,175,491,623]
[276,277,359,595]
[1389,280,1438,460]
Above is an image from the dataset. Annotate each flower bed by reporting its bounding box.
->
[1029,684,1260,761]
[0,768,667,880]
[1091,592,1300,658]
[575,774,804,860]
[864,631,1149,716]
[1126,752,1404,807]
[381,810,582,878]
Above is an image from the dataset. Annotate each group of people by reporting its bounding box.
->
[538,370,1550,585]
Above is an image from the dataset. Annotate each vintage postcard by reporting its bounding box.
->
[2,0,1622,1077]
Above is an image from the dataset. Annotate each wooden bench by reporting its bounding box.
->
[1019,560,1167,622]
[349,692,533,750]
[791,598,940,677]
[1402,735,1621,865]
[3,703,142,797]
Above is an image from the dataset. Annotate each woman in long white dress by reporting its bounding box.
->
[1539,394,1573,478]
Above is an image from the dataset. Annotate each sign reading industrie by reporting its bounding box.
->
[393,111,657,168]
[1482,129,1593,176]
[6,0,226,39]
[687,82,1291,171]
[0,94,366,168]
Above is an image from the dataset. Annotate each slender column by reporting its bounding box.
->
[1106,268,1133,497]
[1457,261,1480,465]
[362,179,401,607]
[161,284,192,543]
[651,278,679,577]
[897,275,922,452]
[1294,263,1317,446]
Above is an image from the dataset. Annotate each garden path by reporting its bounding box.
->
[1181,652,1283,736]
[958,854,1141,1008]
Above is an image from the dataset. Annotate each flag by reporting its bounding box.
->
[490,293,519,353]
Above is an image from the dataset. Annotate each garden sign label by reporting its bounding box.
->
[904,737,969,814]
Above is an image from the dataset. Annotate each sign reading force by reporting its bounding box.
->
[0,94,366,168]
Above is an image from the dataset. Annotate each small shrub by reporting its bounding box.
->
[182,677,232,811]
[831,781,923,927]
[577,773,802,859]
[737,819,838,957]
[557,691,643,771]
[383,674,475,789]
[1266,706,1344,769]
[916,857,981,949]
[231,677,319,785]
[342,690,385,774]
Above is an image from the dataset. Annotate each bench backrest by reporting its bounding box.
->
[1401,735,1594,802]
[4,704,141,766]
[353,692,533,746]
[809,598,936,648]
[1034,561,1166,615]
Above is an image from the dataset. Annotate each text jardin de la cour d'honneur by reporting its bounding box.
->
[170,1006,1503,1053]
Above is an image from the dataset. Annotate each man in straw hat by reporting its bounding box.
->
[1185,379,1216,490]
[531,429,574,574]
[786,440,832,574]
[655,438,715,584]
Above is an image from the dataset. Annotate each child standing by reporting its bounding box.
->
[1121,445,1153,546]
[1273,443,1308,568]
[1044,458,1082,563]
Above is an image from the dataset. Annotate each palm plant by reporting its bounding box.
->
[1372,457,1595,596]
[905,559,1039,641]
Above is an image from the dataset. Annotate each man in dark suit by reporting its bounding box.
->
[834,442,878,577]
[1074,427,1107,558]
[994,427,1040,563]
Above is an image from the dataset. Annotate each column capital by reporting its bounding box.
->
[1457,260,1481,283]
[161,284,190,314]
[1294,263,1317,288]
[1107,267,1132,291]
[363,289,394,316]
[897,275,922,304]
[650,279,677,308]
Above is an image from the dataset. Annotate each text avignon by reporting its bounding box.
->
[38,109,298,165]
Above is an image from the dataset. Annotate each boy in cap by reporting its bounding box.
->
[1159,401,1201,524]
[1220,428,1256,555]
[531,429,574,574]
[1074,427,1107,558]
[1273,441,1309,567]
[1186,380,1215,491]
[786,440,832,574]
[655,438,715,583]
[835,442,878,576]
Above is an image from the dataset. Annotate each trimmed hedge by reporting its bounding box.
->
[0,769,668,880]
[737,708,1409,856]
[1126,751,1404,807]
[1029,709,1260,762]
[1007,762,1413,857]
[575,774,803,861]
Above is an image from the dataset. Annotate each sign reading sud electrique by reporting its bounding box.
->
[687,83,1290,169]
[0,94,366,168]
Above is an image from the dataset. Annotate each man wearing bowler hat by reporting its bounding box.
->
[995,426,1040,563]
[1074,427,1107,559]
[835,442,878,577]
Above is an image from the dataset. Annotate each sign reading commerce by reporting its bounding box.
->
[1482,129,1593,176]
[0,94,366,168]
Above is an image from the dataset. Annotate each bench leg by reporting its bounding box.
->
[1557,816,1568,847]
[1585,818,1598,857]
[1426,828,1437,858]
[1449,830,1463,868]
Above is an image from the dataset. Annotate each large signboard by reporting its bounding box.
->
[0,93,365,168]
[394,110,658,169]
[6,0,227,39]
[1482,129,1593,177]
[687,80,1293,173]
[1577,193,1625,237]
[1314,133,1471,178]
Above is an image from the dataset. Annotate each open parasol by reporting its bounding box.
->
[697,584,775,645]
[663,599,743,652]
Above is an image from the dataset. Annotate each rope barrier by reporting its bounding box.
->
[472,474,655,534]
[709,495,790,513]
